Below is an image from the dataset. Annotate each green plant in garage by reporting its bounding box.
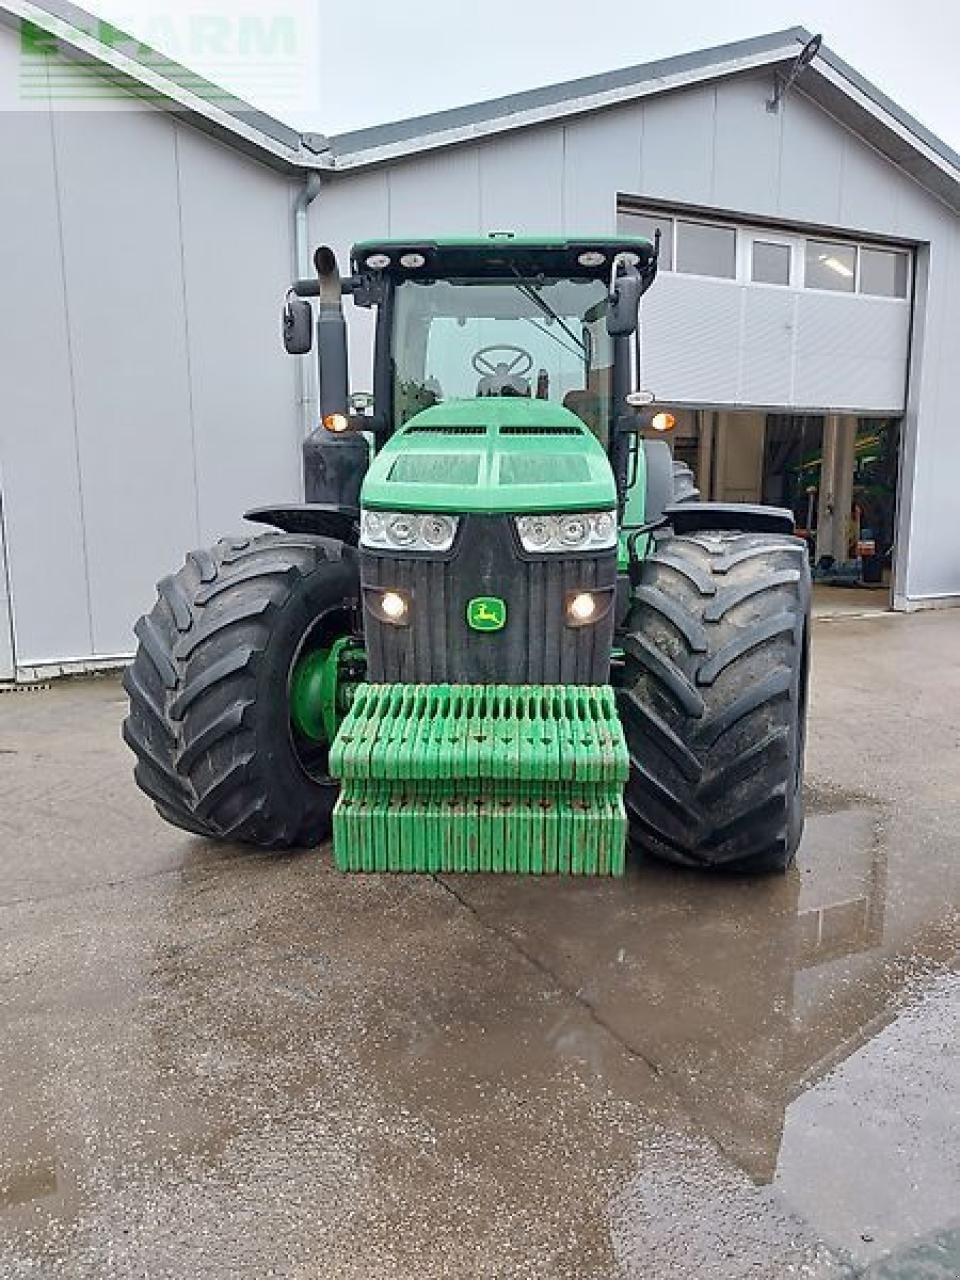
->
[124,235,810,874]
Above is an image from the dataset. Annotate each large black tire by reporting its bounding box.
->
[618,529,811,873]
[123,532,360,848]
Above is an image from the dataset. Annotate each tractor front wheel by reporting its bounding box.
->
[618,529,811,873]
[123,532,361,848]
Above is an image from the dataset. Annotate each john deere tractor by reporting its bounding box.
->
[124,235,810,874]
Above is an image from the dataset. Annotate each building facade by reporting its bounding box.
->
[1,6,959,679]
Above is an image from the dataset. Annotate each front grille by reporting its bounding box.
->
[361,515,616,685]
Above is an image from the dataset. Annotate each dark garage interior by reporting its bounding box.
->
[663,409,901,613]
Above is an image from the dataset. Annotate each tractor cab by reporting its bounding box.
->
[279,235,660,537]
[350,236,657,448]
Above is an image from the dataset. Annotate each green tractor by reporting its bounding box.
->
[124,235,810,875]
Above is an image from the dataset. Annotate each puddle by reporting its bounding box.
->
[2,778,958,1276]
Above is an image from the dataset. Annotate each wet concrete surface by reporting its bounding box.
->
[1,609,959,1278]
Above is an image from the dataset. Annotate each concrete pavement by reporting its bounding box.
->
[1,609,959,1278]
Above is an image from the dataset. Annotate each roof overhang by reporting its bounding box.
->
[321,26,960,214]
[802,50,960,212]
[326,30,806,171]
[0,0,325,172]
[2,5,958,212]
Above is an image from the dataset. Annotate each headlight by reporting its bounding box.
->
[360,509,458,553]
[364,586,412,626]
[515,511,617,553]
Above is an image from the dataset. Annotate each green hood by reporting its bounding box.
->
[360,399,616,515]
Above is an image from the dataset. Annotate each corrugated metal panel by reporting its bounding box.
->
[793,294,909,411]
[739,289,796,405]
[640,275,741,403]
[639,272,909,413]
[0,27,303,668]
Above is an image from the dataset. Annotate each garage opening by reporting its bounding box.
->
[663,409,901,614]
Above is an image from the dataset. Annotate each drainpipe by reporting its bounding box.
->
[294,171,323,441]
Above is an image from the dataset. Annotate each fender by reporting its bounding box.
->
[245,504,360,545]
[664,502,796,537]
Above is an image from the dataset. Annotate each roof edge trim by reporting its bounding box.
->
[327,40,804,170]
[2,0,321,169]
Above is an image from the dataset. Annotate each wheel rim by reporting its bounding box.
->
[286,606,363,784]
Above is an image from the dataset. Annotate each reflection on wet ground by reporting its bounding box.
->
[1,610,959,1277]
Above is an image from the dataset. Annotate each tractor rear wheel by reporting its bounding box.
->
[618,529,811,873]
[123,532,361,848]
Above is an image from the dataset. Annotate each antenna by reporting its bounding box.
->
[766,33,822,112]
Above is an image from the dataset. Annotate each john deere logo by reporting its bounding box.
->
[467,596,506,631]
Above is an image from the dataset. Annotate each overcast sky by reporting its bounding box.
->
[77,0,960,149]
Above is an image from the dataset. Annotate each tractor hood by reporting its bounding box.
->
[360,399,616,515]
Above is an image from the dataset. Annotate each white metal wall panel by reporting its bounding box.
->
[478,130,564,234]
[793,294,909,412]
[778,90,844,226]
[0,99,93,664]
[175,126,300,543]
[900,231,957,603]
[52,107,198,654]
[641,86,716,206]
[713,77,783,212]
[387,148,482,237]
[0,493,14,681]
[839,132,904,233]
[561,107,641,231]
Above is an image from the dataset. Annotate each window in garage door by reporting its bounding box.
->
[675,219,737,278]
[617,209,674,270]
[859,247,910,298]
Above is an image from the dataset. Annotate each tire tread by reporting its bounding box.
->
[123,531,359,849]
[618,529,810,873]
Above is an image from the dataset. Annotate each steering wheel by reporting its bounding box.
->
[471,345,534,378]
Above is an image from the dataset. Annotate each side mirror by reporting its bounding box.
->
[283,297,312,354]
[607,267,641,337]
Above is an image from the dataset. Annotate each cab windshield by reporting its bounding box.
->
[391,277,614,442]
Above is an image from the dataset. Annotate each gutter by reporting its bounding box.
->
[293,172,323,441]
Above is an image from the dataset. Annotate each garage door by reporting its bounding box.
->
[620,209,912,413]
